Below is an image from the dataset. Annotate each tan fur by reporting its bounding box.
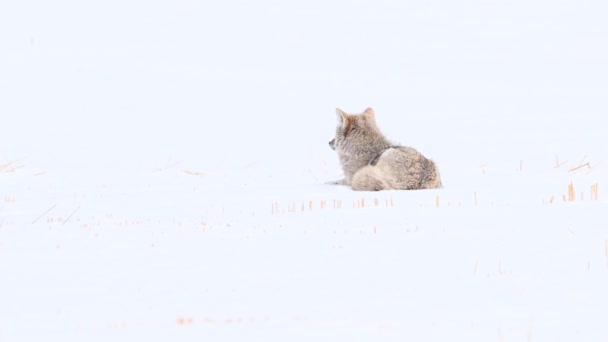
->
[327,108,442,191]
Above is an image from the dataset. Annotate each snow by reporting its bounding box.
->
[1,0,608,341]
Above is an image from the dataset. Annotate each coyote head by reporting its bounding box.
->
[329,107,385,154]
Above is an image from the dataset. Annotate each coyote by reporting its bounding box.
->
[327,107,442,191]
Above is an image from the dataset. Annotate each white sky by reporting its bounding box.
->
[1,0,606,170]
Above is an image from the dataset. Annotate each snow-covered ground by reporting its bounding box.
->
[1,1,607,341]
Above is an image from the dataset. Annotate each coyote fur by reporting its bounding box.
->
[327,107,442,191]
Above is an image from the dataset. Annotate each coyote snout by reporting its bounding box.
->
[328,139,336,150]
[327,107,442,191]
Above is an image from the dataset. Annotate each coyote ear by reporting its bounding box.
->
[363,107,375,119]
[336,108,349,128]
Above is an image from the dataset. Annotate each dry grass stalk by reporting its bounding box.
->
[374,198,379,207]
[32,204,57,224]
[586,157,607,175]
[63,206,80,225]
[361,197,365,208]
[554,155,568,168]
[435,195,440,208]
[6,165,23,172]
[474,192,478,207]
[1,159,26,173]
[0,161,11,171]
[569,163,590,173]
[0,160,15,171]
[591,183,599,200]
[527,315,535,342]
[182,170,205,177]
[568,181,575,202]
